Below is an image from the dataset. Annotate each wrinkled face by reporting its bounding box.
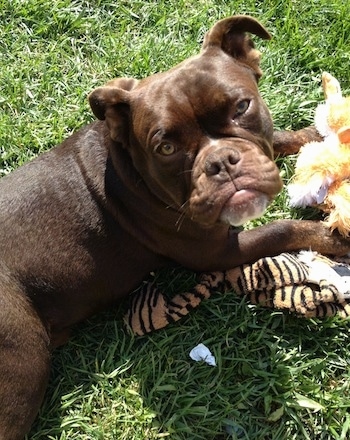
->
[125,54,282,226]
[89,15,283,227]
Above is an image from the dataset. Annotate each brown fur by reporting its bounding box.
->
[1,16,350,438]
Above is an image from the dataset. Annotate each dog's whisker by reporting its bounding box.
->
[178,169,193,176]
[175,211,186,231]
[175,200,191,231]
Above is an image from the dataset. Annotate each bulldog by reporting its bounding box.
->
[0,15,348,439]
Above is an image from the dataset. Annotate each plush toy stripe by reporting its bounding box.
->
[126,283,166,335]
[124,273,225,336]
[232,252,309,293]
[124,253,350,336]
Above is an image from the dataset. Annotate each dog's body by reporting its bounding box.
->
[1,16,349,439]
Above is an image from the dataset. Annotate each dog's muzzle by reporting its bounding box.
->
[189,142,282,227]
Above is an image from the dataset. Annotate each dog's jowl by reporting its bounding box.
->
[0,16,349,439]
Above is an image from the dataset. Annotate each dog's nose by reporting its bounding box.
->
[205,149,241,177]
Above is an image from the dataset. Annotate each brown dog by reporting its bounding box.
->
[0,15,349,439]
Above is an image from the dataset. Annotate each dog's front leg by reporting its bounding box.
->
[273,126,322,156]
[227,219,350,267]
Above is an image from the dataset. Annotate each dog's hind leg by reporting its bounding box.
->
[0,277,50,440]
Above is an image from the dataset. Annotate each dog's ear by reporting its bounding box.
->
[202,15,271,79]
[88,78,139,143]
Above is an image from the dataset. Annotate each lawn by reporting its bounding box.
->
[1,0,350,439]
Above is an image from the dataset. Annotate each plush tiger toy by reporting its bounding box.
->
[124,251,350,336]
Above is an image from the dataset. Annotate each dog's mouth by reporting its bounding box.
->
[189,154,281,227]
[189,183,273,228]
[188,140,282,227]
[219,189,270,226]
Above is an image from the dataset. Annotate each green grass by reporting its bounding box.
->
[1,0,350,439]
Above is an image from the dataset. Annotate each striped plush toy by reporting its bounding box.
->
[124,251,350,336]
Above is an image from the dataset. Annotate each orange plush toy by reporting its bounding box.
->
[288,72,350,237]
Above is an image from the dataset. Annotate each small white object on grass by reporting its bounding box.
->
[189,343,216,366]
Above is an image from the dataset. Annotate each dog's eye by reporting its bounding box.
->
[157,143,176,156]
[235,100,250,117]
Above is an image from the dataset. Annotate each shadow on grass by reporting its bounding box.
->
[28,270,350,440]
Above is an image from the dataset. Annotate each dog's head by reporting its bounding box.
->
[89,15,283,227]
